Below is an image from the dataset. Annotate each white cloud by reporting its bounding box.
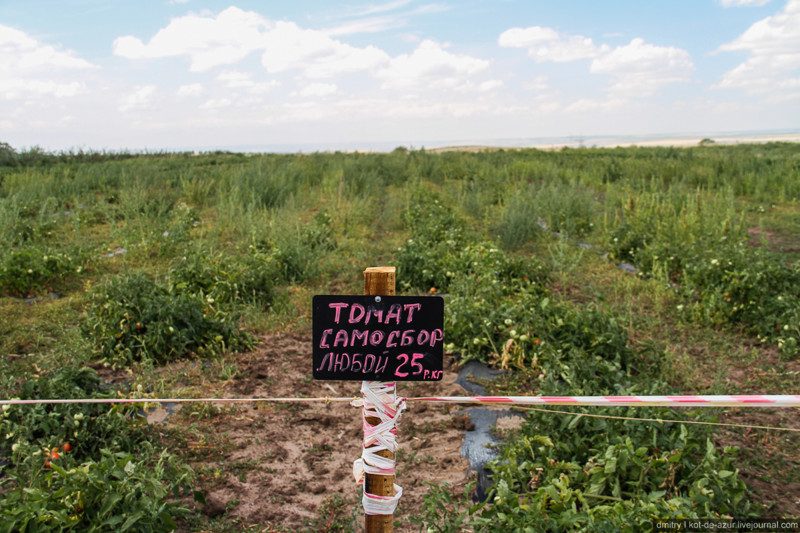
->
[119,85,156,112]
[500,25,692,97]
[260,21,389,78]
[177,83,203,97]
[478,80,504,92]
[0,24,96,72]
[110,6,493,98]
[376,40,489,90]
[498,26,609,62]
[318,96,519,121]
[325,1,448,35]
[0,79,85,100]
[200,97,233,110]
[214,71,280,95]
[296,83,338,97]
[216,70,254,88]
[411,4,450,16]
[590,38,693,96]
[498,26,560,47]
[0,23,95,100]
[523,75,550,91]
[716,0,800,94]
[564,97,625,113]
[323,16,406,36]
[539,101,561,113]
[719,0,771,6]
[113,7,272,72]
[113,9,391,79]
[248,81,280,95]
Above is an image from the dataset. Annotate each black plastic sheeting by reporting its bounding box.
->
[455,360,525,502]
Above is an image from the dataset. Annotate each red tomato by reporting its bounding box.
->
[62,443,72,452]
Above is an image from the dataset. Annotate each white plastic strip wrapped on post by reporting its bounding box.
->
[352,381,406,516]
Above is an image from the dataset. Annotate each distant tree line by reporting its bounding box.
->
[0,142,241,168]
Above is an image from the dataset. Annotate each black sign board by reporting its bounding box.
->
[312,295,444,381]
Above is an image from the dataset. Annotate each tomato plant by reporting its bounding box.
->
[84,273,254,367]
[0,367,195,532]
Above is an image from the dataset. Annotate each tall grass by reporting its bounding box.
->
[495,181,598,251]
[603,185,745,276]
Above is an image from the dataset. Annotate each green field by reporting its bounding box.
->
[1,142,799,531]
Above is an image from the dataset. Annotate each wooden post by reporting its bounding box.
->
[363,266,396,533]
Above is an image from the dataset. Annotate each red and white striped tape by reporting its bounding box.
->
[406,394,800,408]
[353,381,405,516]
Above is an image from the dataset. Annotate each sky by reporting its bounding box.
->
[1,0,799,152]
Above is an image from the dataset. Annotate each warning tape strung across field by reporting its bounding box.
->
[405,394,800,408]
[2,394,800,408]
[516,406,800,433]
[3,395,799,436]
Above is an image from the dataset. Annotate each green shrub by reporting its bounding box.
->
[0,200,60,246]
[605,188,800,359]
[495,189,544,251]
[678,244,800,359]
[0,246,85,297]
[398,189,636,394]
[84,273,253,367]
[608,222,651,265]
[0,367,143,460]
[410,481,485,533]
[0,448,193,533]
[396,192,473,292]
[399,237,538,295]
[402,191,464,243]
[169,245,279,307]
[117,183,177,223]
[269,211,336,283]
[0,367,195,532]
[416,410,754,532]
[495,181,598,251]
[447,281,634,395]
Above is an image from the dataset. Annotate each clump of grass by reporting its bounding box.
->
[495,188,544,251]
[495,182,598,251]
[267,210,336,283]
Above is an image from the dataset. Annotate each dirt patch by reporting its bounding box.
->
[715,408,800,517]
[162,333,472,531]
[747,227,800,255]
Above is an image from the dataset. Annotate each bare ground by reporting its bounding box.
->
[152,333,473,531]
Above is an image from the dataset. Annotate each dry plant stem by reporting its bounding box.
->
[363,266,396,533]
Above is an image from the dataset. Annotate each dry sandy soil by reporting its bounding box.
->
[149,333,474,532]
[426,132,800,153]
